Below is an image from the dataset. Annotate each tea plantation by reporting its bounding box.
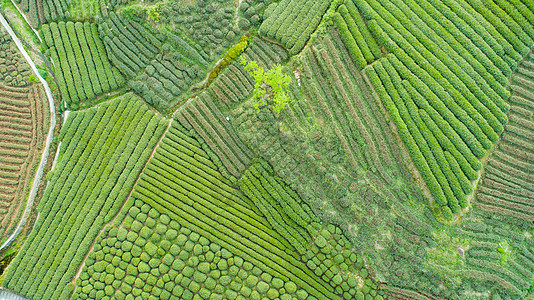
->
[0,0,533,299]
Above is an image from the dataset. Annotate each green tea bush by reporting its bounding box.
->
[333,12,366,69]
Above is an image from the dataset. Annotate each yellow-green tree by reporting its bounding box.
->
[240,56,292,114]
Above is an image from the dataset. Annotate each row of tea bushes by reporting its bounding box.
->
[333,0,381,69]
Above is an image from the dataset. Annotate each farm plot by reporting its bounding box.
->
[238,0,274,32]
[358,0,534,217]
[74,202,307,300]
[77,120,382,299]
[174,38,289,179]
[2,0,534,298]
[0,84,48,244]
[238,158,380,300]
[448,218,534,297]
[408,52,534,299]
[426,193,534,298]
[156,0,254,59]
[451,54,534,297]
[98,13,207,112]
[229,28,424,238]
[259,0,331,55]
[40,21,124,109]
[2,94,167,299]
[174,93,254,179]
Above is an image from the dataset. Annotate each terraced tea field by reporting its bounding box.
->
[0,0,533,299]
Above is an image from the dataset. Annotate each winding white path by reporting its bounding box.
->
[7,0,42,43]
[0,12,56,251]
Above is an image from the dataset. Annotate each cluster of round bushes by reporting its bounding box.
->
[163,1,246,59]
[0,32,31,87]
[239,0,271,29]
[304,226,384,300]
[75,199,309,300]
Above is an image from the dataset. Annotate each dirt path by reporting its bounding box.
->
[0,12,56,251]
[8,0,41,42]
[3,4,43,67]
[234,0,243,28]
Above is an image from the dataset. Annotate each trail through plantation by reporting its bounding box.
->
[0,12,56,251]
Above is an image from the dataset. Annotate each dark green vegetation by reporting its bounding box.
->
[98,0,277,113]
[175,93,254,179]
[98,12,207,112]
[0,30,31,87]
[151,0,256,58]
[1,0,534,299]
